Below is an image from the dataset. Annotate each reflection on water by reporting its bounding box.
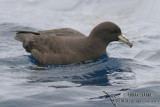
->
[0,51,135,87]
[28,53,134,86]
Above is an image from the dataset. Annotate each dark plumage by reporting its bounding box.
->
[15,22,132,65]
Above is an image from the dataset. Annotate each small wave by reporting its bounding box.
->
[147,50,160,63]
[0,23,36,33]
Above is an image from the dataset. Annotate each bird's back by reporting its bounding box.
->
[14,28,89,64]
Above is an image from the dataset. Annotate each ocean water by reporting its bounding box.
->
[0,0,160,107]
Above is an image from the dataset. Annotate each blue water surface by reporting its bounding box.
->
[0,0,160,107]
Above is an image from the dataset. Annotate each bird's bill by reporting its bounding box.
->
[118,34,133,48]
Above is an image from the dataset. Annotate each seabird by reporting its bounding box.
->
[15,22,133,65]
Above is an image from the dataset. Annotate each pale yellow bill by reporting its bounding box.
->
[118,34,133,48]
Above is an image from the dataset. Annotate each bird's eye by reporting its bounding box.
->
[111,29,117,34]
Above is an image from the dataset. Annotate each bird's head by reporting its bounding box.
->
[89,22,133,48]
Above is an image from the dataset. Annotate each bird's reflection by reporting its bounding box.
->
[27,53,134,86]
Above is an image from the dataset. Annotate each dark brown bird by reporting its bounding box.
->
[15,22,133,65]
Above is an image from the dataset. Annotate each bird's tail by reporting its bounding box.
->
[14,31,40,42]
